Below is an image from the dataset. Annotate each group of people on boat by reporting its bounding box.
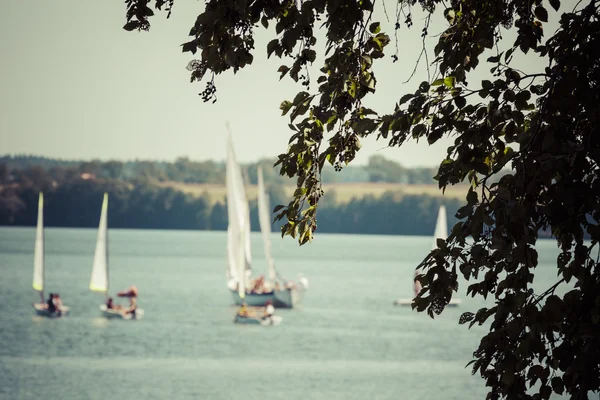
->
[237,299,276,324]
[237,274,302,295]
[105,285,139,317]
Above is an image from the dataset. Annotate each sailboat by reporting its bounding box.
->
[224,130,306,308]
[89,193,144,320]
[31,192,70,317]
[232,197,282,326]
[395,205,462,307]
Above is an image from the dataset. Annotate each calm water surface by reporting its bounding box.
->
[0,227,563,400]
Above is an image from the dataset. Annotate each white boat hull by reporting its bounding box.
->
[230,287,302,308]
[99,305,145,320]
[234,314,282,326]
[394,298,462,307]
[33,303,70,317]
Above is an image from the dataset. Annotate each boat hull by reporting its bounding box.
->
[33,303,70,317]
[234,314,282,326]
[394,298,462,307]
[99,305,145,320]
[230,288,301,308]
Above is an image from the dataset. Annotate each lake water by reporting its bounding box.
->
[0,227,563,400]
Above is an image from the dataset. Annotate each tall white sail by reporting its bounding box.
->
[90,193,109,293]
[32,192,44,293]
[431,205,448,250]
[257,166,276,282]
[241,168,252,273]
[415,205,448,297]
[226,227,237,281]
[226,131,251,291]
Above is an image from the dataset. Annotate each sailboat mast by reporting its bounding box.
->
[105,193,109,300]
[41,199,45,304]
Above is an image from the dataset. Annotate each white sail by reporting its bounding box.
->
[431,205,448,250]
[226,227,237,281]
[257,166,276,282]
[241,168,252,273]
[90,193,109,293]
[226,130,251,292]
[415,205,448,297]
[32,192,44,293]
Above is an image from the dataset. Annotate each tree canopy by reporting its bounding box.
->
[121,0,600,398]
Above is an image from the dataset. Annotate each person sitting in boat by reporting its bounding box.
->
[284,280,296,290]
[47,293,56,313]
[46,293,64,316]
[252,275,266,294]
[106,297,123,311]
[55,293,63,307]
[262,300,275,324]
[117,285,139,317]
[238,301,249,317]
[262,280,273,294]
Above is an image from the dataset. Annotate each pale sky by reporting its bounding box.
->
[0,0,556,167]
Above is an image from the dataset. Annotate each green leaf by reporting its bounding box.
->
[348,80,358,98]
[277,65,289,80]
[181,41,197,54]
[505,47,515,62]
[443,76,456,88]
[399,93,414,105]
[292,91,310,104]
[459,312,475,324]
[534,6,549,22]
[123,21,140,31]
[280,100,293,116]
[551,377,564,395]
[454,96,466,109]
[412,124,426,137]
[267,39,279,58]
[261,15,269,29]
[369,22,381,34]
[431,78,445,86]
[445,8,456,24]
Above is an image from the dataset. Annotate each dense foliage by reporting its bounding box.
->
[121,0,600,398]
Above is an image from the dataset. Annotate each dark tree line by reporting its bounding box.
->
[0,173,458,236]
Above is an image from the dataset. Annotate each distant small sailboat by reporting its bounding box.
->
[89,193,144,320]
[31,192,70,317]
[395,205,462,307]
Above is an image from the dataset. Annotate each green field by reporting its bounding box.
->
[156,181,469,204]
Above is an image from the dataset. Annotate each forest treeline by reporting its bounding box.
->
[0,154,442,185]
[0,155,464,235]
